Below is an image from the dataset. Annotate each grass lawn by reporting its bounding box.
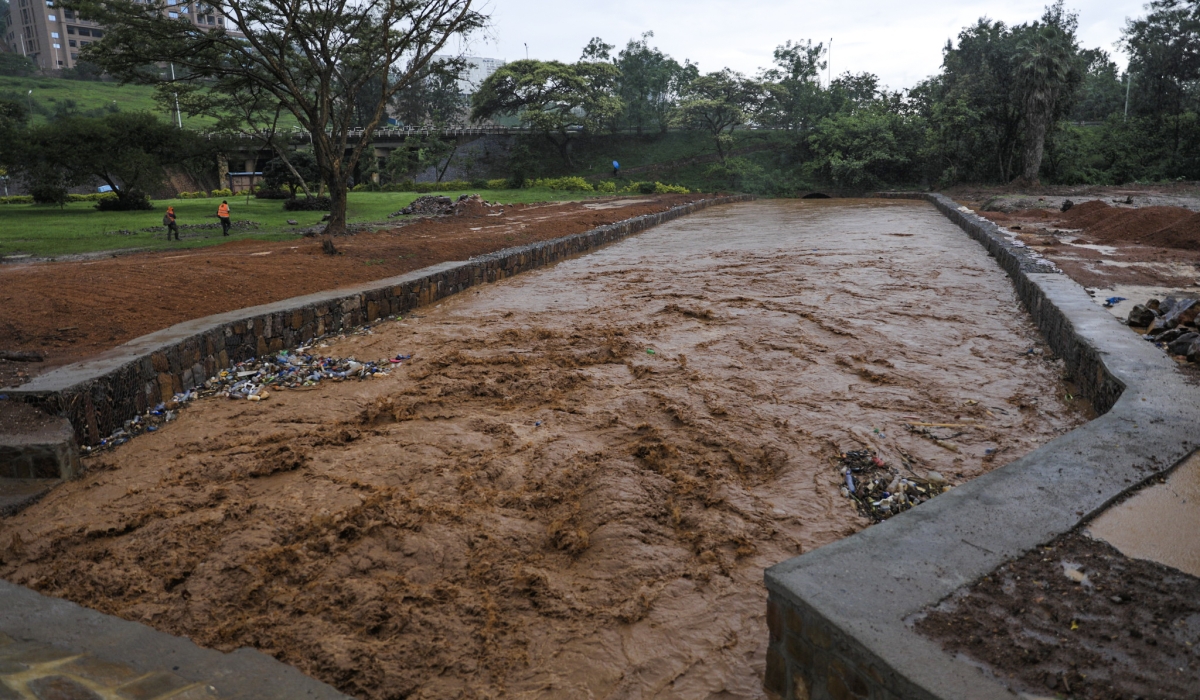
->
[0,189,607,259]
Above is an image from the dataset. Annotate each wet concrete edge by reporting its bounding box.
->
[0,578,351,699]
[763,193,1200,699]
[4,195,753,446]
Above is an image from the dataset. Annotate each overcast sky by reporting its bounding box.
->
[458,0,1148,90]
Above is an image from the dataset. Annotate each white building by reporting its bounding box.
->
[433,55,506,94]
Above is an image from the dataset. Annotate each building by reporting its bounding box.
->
[5,0,240,71]
[433,55,506,94]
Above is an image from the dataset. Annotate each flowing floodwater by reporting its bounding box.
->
[0,200,1087,699]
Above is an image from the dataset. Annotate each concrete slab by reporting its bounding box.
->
[0,580,349,699]
[0,402,78,480]
[0,479,57,517]
[763,193,1200,700]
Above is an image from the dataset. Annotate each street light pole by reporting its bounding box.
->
[524,42,528,60]
[1124,70,1132,121]
[170,63,183,128]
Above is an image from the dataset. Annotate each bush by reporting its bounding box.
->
[486,178,508,190]
[470,179,488,189]
[210,188,233,197]
[596,180,617,193]
[530,176,593,191]
[654,182,690,194]
[636,182,657,194]
[30,184,69,206]
[254,187,290,199]
[283,195,332,211]
[0,195,35,204]
[177,191,209,199]
[66,193,116,202]
[351,182,376,192]
[506,174,527,190]
[95,193,151,210]
[0,54,36,77]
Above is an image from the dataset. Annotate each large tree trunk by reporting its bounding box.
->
[323,177,348,237]
[1018,96,1051,186]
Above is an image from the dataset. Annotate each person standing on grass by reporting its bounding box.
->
[164,206,179,241]
[217,200,231,236]
[613,160,620,177]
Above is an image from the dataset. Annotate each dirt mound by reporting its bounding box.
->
[1141,212,1200,250]
[1084,206,1194,243]
[1058,199,1116,229]
[1011,208,1054,219]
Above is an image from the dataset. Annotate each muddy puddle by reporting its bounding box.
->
[0,199,1087,699]
[1088,451,1200,578]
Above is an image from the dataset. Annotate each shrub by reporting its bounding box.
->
[0,195,35,204]
[470,179,488,189]
[30,184,69,206]
[636,182,657,194]
[382,180,415,192]
[283,195,332,211]
[177,190,210,199]
[596,180,617,193]
[210,188,233,197]
[530,176,593,191]
[255,187,290,199]
[506,174,527,189]
[654,182,691,194]
[486,178,508,190]
[95,193,150,210]
[66,193,116,202]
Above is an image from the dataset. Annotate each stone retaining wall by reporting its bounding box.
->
[764,193,1200,700]
[11,196,751,447]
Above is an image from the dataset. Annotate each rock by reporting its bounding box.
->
[1147,298,1161,313]
[287,219,299,225]
[1159,297,1180,317]
[925,470,947,484]
[1188,339,1200,363]
[1167,332,1200,356]
[1162,298,1200,328]
[1127,304,1157,327]
[1157,328,1187,344]
[1061,199,1074,212]
[1147,317,1169,336]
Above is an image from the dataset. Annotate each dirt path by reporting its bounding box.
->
[0,195,696,388]
[0,200,1087,699]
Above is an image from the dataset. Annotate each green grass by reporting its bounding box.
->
[0,189,608,258]
[0,75,304,128]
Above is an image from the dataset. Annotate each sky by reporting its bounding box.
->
[458,0,1149,90]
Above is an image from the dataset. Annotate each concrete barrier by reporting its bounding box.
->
[5,196,752,448]
[763,193,1200,699]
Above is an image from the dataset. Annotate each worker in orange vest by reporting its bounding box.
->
[217,200,231,236]
[164,206,179,241]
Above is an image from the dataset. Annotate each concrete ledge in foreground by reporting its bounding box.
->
[763,193,1200,700]
[0,579,349,699]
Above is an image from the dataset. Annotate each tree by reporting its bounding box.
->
[1069,49,1126,122]
[5,112,202,209]
[674,69,761,163]
[614,32,694,135]
[0,53,36,78]
[263,151,320,196]
[471,59,623,166]
[69,0,485,235]
[390,58,469,126]
[1014,3,1083,184]
[758,40,827,134]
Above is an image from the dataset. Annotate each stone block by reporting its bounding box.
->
[57,656,141,686]
[785,632,815,669]
[256,336,269,357]
[767,598,783,643]
[764,645,786,696]
[0,641,76,665]
[290,310,303,330]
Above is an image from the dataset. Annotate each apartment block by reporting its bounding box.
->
[4,0,241,71]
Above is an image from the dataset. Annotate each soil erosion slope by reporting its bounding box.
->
[0,200,1086,699]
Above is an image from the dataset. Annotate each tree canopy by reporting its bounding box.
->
[68,0,485,234]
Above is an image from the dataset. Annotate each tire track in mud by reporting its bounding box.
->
[1,199,1088,699]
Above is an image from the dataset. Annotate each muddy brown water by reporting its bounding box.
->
[1088,451,1200,578]
[0,200,1087,699]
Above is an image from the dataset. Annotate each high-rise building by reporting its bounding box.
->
[433,55,506,94]
[4,0,241,71]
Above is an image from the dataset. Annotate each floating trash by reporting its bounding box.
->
[837,449,950,522]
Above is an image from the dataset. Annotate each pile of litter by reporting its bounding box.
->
[83,331,410,454]
[837,449,950,522]
[1127,295,1200,361]
[389,194,501,218]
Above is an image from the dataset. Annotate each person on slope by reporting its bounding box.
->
[164,206,179,241]
[217,200,231,236]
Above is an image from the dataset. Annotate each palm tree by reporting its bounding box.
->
[1015,22,1079,185]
